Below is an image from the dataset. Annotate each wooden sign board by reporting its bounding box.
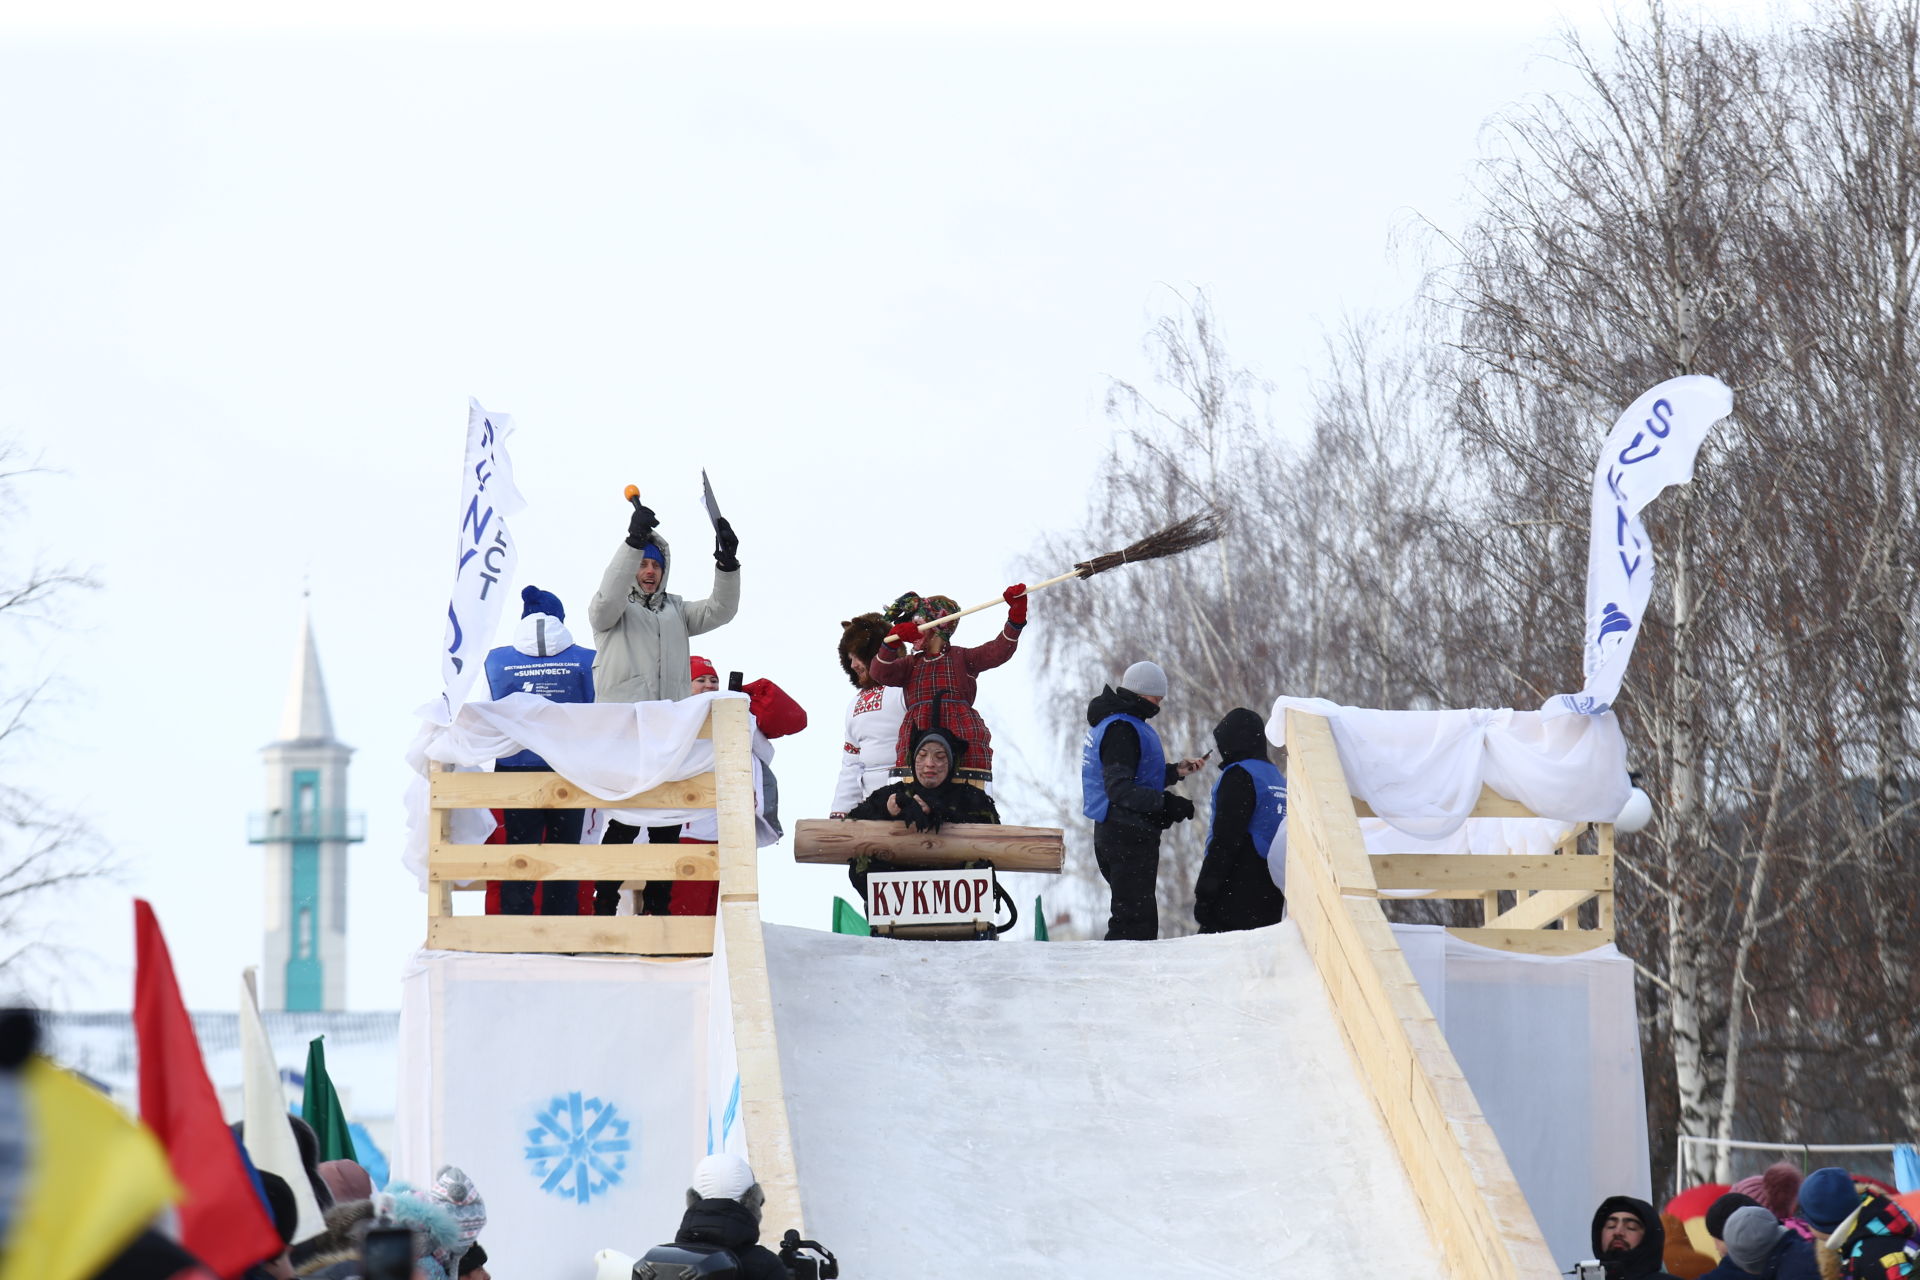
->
[867,868,996,929]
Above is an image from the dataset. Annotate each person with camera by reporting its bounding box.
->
[1080,661,1205,941]
[652,1153,788,1280]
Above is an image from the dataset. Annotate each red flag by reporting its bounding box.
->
[133,899,282,1277]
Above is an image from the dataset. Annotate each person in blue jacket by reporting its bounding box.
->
[1193,707,1288,933]
[484,585,594,915]
[1080,660,1204,941]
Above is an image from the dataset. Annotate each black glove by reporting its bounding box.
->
[1161,792,1195,824]
[902,795,943,833]
[625,504,659,550]
[713,517,740,572]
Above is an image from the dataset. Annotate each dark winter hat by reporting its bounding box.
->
[521,585,565,621]
[640,542,664,565]
[458,1243,488,1277]
[258,1170,300,1246]
[1706,1192,1760,1241]
[1213,707,1269,765]
[838,613,890,687]
[908,692,966,765]
[1798,1166,1862,1232]
[1724,1205,1787,1272]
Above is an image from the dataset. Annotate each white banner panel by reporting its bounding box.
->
[1545,375,1733,717]
[428,399,527,726]
[396,951,711,1280]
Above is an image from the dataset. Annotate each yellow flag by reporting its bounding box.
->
[0,1058,182,1280]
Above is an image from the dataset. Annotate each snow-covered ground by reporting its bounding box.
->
[765,920,1433,1275]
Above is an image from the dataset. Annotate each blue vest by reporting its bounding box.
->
[1081,713,1166,822]
[485,643,595,768]
[1212,758,1287,857]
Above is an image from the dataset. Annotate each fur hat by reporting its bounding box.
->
[838,613,889,687]
[1798,1167,1861,1232]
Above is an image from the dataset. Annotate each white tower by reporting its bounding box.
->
[250,607,362,1011]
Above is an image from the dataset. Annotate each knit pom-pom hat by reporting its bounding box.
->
[425,1165,487,1245]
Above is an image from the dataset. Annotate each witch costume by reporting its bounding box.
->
[865,588,1026,790]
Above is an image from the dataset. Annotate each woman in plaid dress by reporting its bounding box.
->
[867,586,1028,790]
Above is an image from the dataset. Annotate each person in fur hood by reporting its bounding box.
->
[830,612,907,817]
[484,585,594,915]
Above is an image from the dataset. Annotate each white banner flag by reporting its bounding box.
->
[429,399,526,725]
[1543,375,1733,717]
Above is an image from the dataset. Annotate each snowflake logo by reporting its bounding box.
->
[524,1092,633,1204]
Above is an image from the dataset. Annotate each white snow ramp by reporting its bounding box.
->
[765,920,1436,1275]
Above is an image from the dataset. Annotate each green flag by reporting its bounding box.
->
[831,896,871,936]
[301,1035,357,1162]
[1034,895,1049,941]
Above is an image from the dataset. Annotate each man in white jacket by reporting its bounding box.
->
[831,613,907,817]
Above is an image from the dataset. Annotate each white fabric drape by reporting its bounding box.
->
[394,950,714,1280]
[1394,925,1650,1272]
[402,692,770,889]
[1269,697,1629,847]
[239,974,325,1241]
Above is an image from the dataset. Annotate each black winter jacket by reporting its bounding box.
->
[674,1198,787,1280]
[1591,1195,1677,1279]
[1085,686,1179,836]
[1193,708,1287,933]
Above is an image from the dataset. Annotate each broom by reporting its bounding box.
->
[898,507,1226,638]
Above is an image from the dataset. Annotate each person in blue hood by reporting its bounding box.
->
[1193,707,1288,933]
[483,586,595,915]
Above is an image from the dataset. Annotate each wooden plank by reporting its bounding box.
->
[426,915,713,954]
[431,771,716,811]
[1485,888,1596,931]
[790,819,1065,873]
[1447,926,1614,955]
[428,763,453,919]
[1353,784,1537,820]
[713,698,760,902]
[1284,712,1379,895]
[1369,855,1612,893]
[1597,824,1617,931]
[430,844,718,882]
[721,901,805,1237]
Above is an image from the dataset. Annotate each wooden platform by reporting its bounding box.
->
[791,818,1065,873]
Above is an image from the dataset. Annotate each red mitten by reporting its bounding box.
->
[886,619,923,646]
[1003,583,1028,625]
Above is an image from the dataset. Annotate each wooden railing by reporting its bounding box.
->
[1286,709,1557,1280]
[422,695,804,1235]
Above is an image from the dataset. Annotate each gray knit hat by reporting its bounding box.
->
[1120,661,1168,698]
[1724,1206,1786,1272]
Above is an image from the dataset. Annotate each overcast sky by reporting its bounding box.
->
[0,1,1780,1012]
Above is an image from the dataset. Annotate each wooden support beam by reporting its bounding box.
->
[1354,785,1536,820]
[431,771,716,811]
[1368,855,1612,894]
[430,844,718,882]
[428,763,453,919]
[1485,888,1597,931]
[1446,927,1614,956]
[426,915,713,954]
[791,819,1065,873]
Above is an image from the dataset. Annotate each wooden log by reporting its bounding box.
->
[1354,785,1536,820]
[430,844,717,882]
[1369,855,1612,893]
[431,771,716,811]
[1447,926,1614,956]
[426,915,714,955]
[790,819,1064,873]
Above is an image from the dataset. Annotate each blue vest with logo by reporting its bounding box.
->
[485,643,596,768]
[1081,713,1166,822]
[1212,758,1287,857]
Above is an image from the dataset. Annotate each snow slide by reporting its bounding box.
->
[763,920,1436,1276]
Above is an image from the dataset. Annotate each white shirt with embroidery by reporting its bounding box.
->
[831,685,907,814]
